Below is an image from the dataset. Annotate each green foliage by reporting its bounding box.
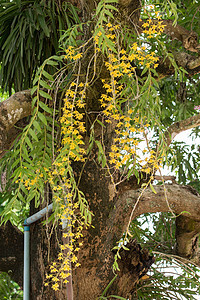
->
[0,272,23,299]
[164,141,200,184]
[159,77,200,126]
[94,0,118,53]
[176,0,200,34]
[136,257,200,299]
[59,22,85,48]
[131,213,176,251]
[0,56,62,224]
[0,0,79,93]
[95,0,118,23]
[131,213,200,299]
[0,90,9,102]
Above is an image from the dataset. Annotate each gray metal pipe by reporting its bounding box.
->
[23,226,30,300]
[23,203,53,300]
[24,203,53,226]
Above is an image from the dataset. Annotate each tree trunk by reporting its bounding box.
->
[27,158,154,300]
[29,219,66,299]
[0,221,23,287]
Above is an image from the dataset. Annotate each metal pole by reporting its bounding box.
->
[23,226,30,300]
[23,203,53,299]
[24,203,53,226]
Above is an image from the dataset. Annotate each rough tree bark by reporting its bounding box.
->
[0,222,23,287]
[1,0,200,299]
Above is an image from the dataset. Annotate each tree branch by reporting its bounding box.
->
[0,90,32,158]
[165,113,200,146]
[188,56,200,69]
[138,19,200,53]
[137,19,200,77]
[154,51,200,79]
[116,184,200,224]
[160,19,199,52]
[112,184,200,261]
[173,51,200,71]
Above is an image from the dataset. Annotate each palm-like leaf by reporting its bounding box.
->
[0,0,79,93]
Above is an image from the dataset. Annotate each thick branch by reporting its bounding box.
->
[139,19,200,53]
[113,184,200,261]
[155,51,200,79]
[0,90,32,158]
[161,20,199,52]
[173,52,200,71]
[165,113,200,146]
[188,56,200,69]
[154,175,176,182]
[138,19,200,76]
[116,184,200,225]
